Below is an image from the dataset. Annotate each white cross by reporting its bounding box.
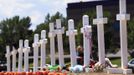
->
[48,23,56,66]
[5,46,11,72]
[33,34,39,72]
[116,0,130,69]
[40,30,47,70]
[66,19,77,67]
[56,19,64,67]
[81,15,92,66]
[23,39,30,72]
[18,40,23,72]
[11,46,17,72]
[93,5,108,64]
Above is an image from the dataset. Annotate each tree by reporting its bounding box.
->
[76,10,115,52]
[128,18,134,49]
[34,12,68,54]
[0,16,33,60]
[35,12,67,34]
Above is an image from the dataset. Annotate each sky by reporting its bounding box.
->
[0,0,99,30]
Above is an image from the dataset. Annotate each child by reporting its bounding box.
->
[76,45,84,65]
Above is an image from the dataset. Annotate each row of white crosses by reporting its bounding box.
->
[6,40,30,72]
[5,17,92,72]
[33,30,48,72]
[32,17,92,69]
[5,0,131,74]
[5,33,47,72]
[4,4,105,73]
[4,5,108,72]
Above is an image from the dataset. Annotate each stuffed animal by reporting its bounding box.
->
[69,65,83,73]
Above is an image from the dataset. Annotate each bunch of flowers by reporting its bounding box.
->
[93,62,105,72]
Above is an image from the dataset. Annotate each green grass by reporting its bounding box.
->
[29,56,51,68]
[111,58,121,67]
[29,57,132,68]
[110,57,132,67]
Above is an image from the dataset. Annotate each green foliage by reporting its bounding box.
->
[34,12,68,53]
[35,12,67,35]
[0,10,134,62]
[110,57,132,67]
[0,16,33,60]
[76,10,114,53]
[110,58,121,67]
[128,18,134,49]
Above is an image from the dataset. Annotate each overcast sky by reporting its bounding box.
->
[0,0,99,30]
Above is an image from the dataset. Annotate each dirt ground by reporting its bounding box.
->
[69,73,134,75]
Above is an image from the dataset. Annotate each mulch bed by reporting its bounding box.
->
[0,71,133,75]
[70,73,134,75]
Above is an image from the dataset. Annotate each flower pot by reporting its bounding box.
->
[0,72,4,75]
[48,72,55,75]
[35,72,43,75]
[26,72,32,75]
[42,71,49,75]
[21,72,26,75]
